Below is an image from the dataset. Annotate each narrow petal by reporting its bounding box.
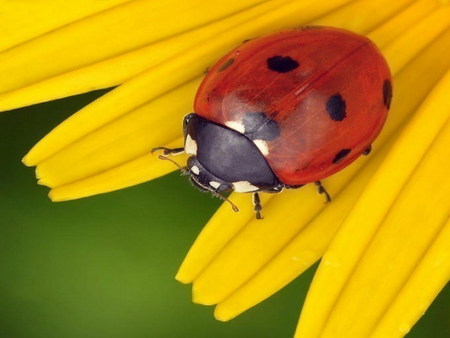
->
[24,0,353,165]
[176,192,275,284]
[310,118,450,337]
[48,138,187,201]
[36,78,201,188]
[312,0,416,34]
[0,0,272,95]
[381,5,450,74]
[367,0,440,47]
[192,186,343,305]
[296,68,450,337]
[0,0,353,113]
[0,0,289,111]
[386,27,450,127]
[0,0,131,52]
[22,58,204,167]
[178,5,450,311]
[371,218,450,338]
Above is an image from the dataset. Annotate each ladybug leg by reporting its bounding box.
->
[284,184,304,190]
[362,145,372,155]
[315,181,331,203]
[252,192,263,220]
[151,147,185,156]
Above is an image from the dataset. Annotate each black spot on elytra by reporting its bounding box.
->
[218,58,235,72]
[267,56,299,73]
[326,94,346,121]
[242,112,280,141]
[383,79,392,109]
[332,149,351,164]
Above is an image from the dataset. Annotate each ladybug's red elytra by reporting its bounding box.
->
[153,26,392,219]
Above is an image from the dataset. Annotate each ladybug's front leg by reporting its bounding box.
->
[252,192,263,220]
[315,181,331,203]
[151,147,185,156]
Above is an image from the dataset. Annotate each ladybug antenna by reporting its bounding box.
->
[158,154,238,213]
[213,191,239,213]
[157,155,188,174]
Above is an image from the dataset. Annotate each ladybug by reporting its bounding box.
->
[153,26,392,219]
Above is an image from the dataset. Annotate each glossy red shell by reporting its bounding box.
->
[194,27,392,185]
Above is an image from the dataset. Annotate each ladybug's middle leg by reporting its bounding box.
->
[315,181,331,203]
[252,192,263,220]
[151,147,185,156]
[362,144,372,155]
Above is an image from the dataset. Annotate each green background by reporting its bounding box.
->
[0,91,448,338]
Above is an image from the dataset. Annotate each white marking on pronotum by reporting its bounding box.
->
[190,165,200,175]
[233,181,259,192]
[184,134,197,155]
[209,181,221,189]
[253,139,269,155]
[225,120,246,134]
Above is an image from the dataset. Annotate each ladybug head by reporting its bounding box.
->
[182,113,281,198]
[186,156,233,193]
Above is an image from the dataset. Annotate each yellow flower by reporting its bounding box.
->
[2,0,449,336]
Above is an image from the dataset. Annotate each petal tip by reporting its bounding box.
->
[21,153,33,166]
[192,286,217,306]
[48,190,56,201]
[214,306,235,322]
[22,147,41,166]
[48,189,64,202]
[174,271,192,284]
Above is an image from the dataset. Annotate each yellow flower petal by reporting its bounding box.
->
[381,5,450,74]
[0,0,354,114]
[24,0,353,171]
[367,0,440,47]
[0,0,289,112]
[388,27,450,126]
[296,68,450,337]
[0,0,131,52]
[190,186,339,305]
[48,138,187,201]
[372,218,450,338]
[312,0,416,34]
[0,0,272,112]
[23,53,204,166]
[303,119,450,338]
[176,192,275,284]
[35,78,201,188]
